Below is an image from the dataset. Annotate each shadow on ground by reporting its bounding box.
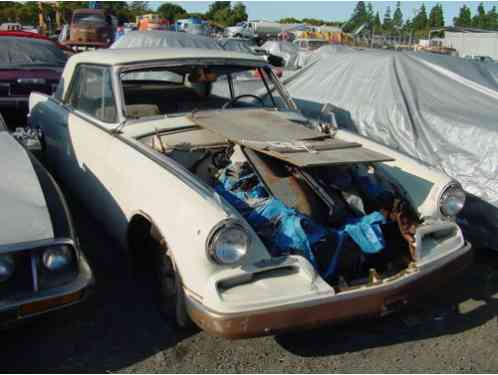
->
[275,248,498,357]
[0,194,197,373]
[0,187,497,372]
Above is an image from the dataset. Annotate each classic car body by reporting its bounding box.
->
[65,9,114,48]
[0,115,93,326]
[0,35,66,129]
[29,48,471,339]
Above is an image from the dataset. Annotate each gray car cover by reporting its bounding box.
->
[285,47,498,249]
[0,131,53,248]
[0,37,66,68]
[261,41,316,69]
[111,30,222,50]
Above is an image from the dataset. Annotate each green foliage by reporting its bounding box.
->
[412,3,428,31]
[279,17,301,24]
[392,2,403,30]
[344,1,369,32]
[454,4,472,27]
[372,11,382,33]
[279,17,341,27]
[157,2,187,21]
[383,6,392,32]
[204,1,247,27]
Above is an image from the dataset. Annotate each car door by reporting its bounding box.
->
[54,64,119,220]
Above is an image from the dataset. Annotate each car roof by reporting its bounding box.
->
[68,47,265,66]
[60,47,266,99]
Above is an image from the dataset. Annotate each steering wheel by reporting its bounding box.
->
[222,94,266,109]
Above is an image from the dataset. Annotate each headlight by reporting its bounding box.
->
[42,245,73,272]
[0,254,15,282]
[207,221,250,265]
[439,183,466,217]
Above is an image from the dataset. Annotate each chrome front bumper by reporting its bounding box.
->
[186,242,472,339]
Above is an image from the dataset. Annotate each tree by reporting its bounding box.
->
[454,4,472,27]
[157,2,187,21]
[206,1,231,20]
[344,1,369,32]
[429,4,444,28]
[383,6,392,32]
[412,3,428,31]
[486,6,497,29]
[392,1,403,31]
[472,2,487,28]
[231,2,248,25]
[205,1,247,27]
[372,11,382,33]
[279,17,301,24]
[366,2,374,24]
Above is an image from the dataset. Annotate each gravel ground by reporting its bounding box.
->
[1,191,498,373]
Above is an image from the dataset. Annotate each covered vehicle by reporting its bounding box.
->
[29,49,471,339]
[285,48,498,250]
[293,38,330,51]
[111,30,222,50]
[64,8,114,48]
[0,115,93,326]
[261,40,316,69]
[0,35,66,129]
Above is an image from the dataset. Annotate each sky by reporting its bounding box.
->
[151,1,498,25]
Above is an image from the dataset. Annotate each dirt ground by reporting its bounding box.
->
[1,192,498,373]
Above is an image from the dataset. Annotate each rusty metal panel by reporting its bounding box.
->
[190,109,325,143]
[260,146,394,167]
[243,148,329,222]
[190,109,393,167]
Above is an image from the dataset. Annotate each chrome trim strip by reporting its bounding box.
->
[0,237,75,254]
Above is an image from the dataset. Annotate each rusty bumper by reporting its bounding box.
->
[187,243,472,339]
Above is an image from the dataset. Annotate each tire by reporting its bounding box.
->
[152,233,193,329]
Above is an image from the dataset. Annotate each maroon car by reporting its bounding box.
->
[0,35,66,129]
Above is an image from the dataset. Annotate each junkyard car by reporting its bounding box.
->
[0,115,93,326]
[64,8,114,49]
[0,34,66,129]
[29,48,472,338]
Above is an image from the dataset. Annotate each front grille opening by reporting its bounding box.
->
[0,252,33,299]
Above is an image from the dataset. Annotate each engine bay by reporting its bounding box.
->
[141,127,420,291]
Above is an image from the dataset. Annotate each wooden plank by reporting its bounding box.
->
[190,109,394,167]
[258,147,394,167]
[191,109,330,142]
[240,139,361,153]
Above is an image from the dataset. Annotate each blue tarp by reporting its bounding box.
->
[215,165,388,278]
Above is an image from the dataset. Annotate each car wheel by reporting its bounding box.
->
[152,234,193,329]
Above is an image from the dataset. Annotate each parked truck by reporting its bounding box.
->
[62,8,114,49]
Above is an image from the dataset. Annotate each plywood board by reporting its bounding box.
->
[190,109,393,167]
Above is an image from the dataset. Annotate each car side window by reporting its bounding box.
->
[67,65,117,124]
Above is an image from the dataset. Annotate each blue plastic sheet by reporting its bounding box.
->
[215,166,388,278]
[343,212,387,254]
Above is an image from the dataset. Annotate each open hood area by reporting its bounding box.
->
[190,109,393,167]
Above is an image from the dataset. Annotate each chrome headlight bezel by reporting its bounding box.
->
[0,254,15,282]
[41,245,74,272]
[439,183,466,217]
[206,219,250,266]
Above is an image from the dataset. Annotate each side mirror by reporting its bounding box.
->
[319,103,338,135]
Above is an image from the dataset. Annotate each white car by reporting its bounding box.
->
[29,48,471,339]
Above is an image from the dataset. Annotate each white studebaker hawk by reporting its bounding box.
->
[29,48,472,338]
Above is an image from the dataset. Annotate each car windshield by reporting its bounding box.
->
[120,63,297,119]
